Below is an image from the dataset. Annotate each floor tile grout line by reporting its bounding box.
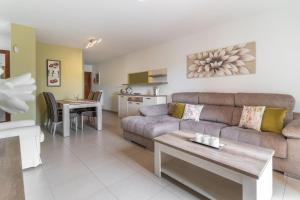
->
[64,125,169,199]
[96,142,172,190]
[166,181,198,199]
[42,114,289,200]
[146,187,172,200]
[91,124,176,191]
[41,114,210,200]
[39,130,66,200]
[23,167,56,200]
[37,113,295,200]
[42,129,105,199]
[63,132,121,200]
[282,176,288,200]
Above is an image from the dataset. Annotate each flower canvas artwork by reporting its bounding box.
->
[47,59,61,87]
[187,42,256,78]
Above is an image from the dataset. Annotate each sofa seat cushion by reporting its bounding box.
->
[180,120,228,137]
[121,115,180,139]
[221,127,287,158]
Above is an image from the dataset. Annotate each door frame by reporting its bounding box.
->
[84,72,92,99]
[0,50,11,122]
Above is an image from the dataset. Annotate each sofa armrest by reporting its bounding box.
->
[293,112,300,120]
[283,119,300,139]
[139,104,168,116]
[0,120,35,131]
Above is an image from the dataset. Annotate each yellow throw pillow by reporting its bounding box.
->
[261,107,287,134]
[171,103,186,119]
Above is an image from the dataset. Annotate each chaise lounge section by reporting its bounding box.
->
[121,92,300,178]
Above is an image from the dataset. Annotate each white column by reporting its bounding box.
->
[63,104,70,137]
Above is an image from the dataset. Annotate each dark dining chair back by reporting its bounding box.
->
[43,92,51,117]
[47,92,60,123]
[80,91,102,130]
[92,91,102,102]
[87,92,94,100]
[43,92,52,128]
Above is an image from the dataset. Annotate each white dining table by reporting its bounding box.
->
[57,100,102,137]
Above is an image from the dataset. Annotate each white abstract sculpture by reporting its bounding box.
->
[0,71,36,113]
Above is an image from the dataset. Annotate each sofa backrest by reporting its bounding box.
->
[171,92,295,125]
[235,93,295,123]
[172,92,199,104]
[200,105,235,125]
[172,92,236,125]
[198,93,235,106]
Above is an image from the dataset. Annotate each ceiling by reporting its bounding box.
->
[0,0,288,64]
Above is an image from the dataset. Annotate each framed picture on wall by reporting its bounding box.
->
[93,72,100,85]
[47,59,61,87]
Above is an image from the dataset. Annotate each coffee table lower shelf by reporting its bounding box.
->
[154,139,273,200]
[161,158,242,200]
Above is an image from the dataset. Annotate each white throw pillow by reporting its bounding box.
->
[182,104,203,122]
[239,106,266,131]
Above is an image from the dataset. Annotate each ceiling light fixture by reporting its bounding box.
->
[86,38,102,49]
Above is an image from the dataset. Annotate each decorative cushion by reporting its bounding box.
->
[239,106,266,131]
[261,107,287,134]
[182,104,203,121]
[171,103,186,119]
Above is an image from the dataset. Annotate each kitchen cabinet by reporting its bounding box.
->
[127,101,142,116]
[118,95,167,117]
[118,95,128,117]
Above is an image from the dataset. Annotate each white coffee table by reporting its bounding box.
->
[154,131,274,200]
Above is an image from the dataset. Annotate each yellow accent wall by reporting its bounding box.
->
[36,42,83,124]
[10,23,37,121]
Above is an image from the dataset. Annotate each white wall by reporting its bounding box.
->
[94,7,300,112]
[0,34,10,50]
[84,64,93,72]
[0,21,11,50]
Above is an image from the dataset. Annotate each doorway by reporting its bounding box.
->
[84,72,92,99]
[0,50,11,122]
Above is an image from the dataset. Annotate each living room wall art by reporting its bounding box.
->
[187,41,256,78]
[47,59,61,87]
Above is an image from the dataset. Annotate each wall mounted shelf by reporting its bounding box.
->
[148,74,167,78]
[122,82,168,86]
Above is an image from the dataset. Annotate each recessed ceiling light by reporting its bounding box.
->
[86,38,102,49]
[138,0,145,2]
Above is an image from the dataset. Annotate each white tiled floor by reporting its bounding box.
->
[23,111,300,200]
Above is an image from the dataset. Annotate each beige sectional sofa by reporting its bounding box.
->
[121,92,300,178]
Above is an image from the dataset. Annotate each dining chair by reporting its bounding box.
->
[87,91,94,100]
[79,91,102,131]
[42,92,51,129]
[43,92,63,129]
[47,92,78,135]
